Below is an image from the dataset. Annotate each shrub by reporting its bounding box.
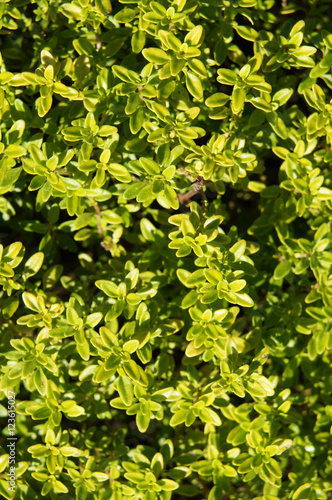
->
[0,0,332,498]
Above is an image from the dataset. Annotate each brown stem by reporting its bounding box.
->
[178,176,205,205]
[88,197,104,237]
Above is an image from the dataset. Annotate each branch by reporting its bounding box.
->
[178,176,206,205]
[88,197,104,237]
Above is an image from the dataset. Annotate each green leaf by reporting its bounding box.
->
[265,458,282,479]
[273,88,293,106]
[170,410,187,426]
[117,375,134,406]
[137,184,156,203]
[158,479,179,491]
[132,30,146,53]
[2,296,19,319]
[114,7,137,23]
[130,108,144,134]
[123,339,139,353]
[267,111,288,139]
[234,25,258,41]
[204,268,223,284]
[23,252,44,278]
[185,25,204,46]
[123,181,147,200]
[185,269,206,287]
[205,93,230,108]
[95,280,119,297]
[5,145,27,158]
[125,94,141,115]
[158,186,179,210]
[37,95,53,117]
[22,292,41,312]
[170,57,186,76]
[139,157,160,174]
[86,312,103,328]
[123,360,149,386]
[136,410,151,432]
[231,88,246,114]
[112,65,140,83]
[142,48,169,64]
[187,58,207,77]
[229,240,246,261]
[2,243,23,264]
[76,339,90,361]
[0,262,14,277]
[149,101,170,120]
[229,279,246,292]
[248,97,272,112]
[53,480,69,494]
[0,72,13,84]
[227,426,247,446]
[43,265,63,288]
[186,72,203,100]
[293,483,312,500]
[234,293,254,308]
[273,260,291,279]
[159,31,182,51]
[74,55,91,83]
[0,166,22,195]
[33,368,48,396]
[99,125,117,137]
[217,68,237,85]
[107,164,132,183]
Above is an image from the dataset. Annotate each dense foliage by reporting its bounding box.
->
[0,0,332,498]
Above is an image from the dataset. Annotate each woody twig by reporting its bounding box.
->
[177,176,206,205]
